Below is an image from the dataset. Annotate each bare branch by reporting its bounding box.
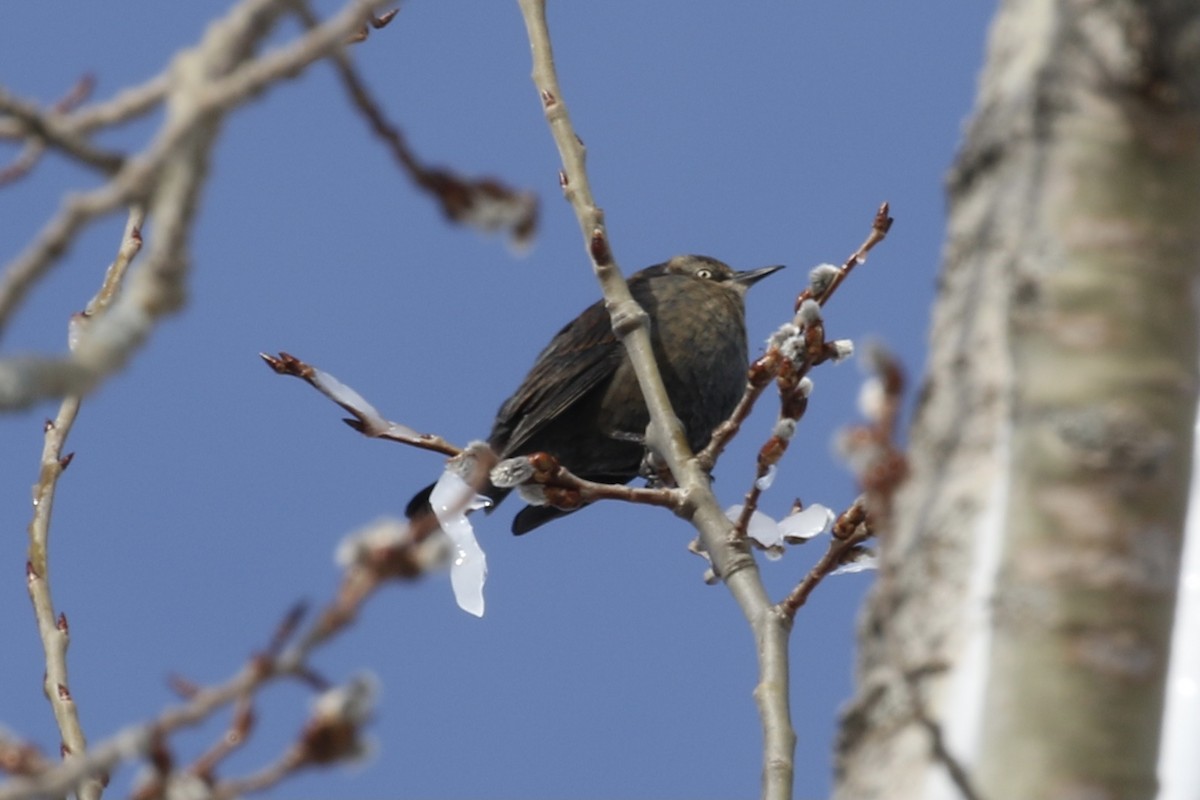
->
[0,75,94,190]
[777,500,873,619]
[293,3,538,247]
[59,74,169,136]
[700,204,894,470]
[0,140,46,187]
[731,361,812,540]
[0,0,396,408]
[795,201,893,311]
[1,508,450,800]
[346,7,400,43]
[836,342,908,533]
[777,343,906,619]
[492,451,683,514]
[23,208,144,800]
[260,351,462,456]
[0,85,125,175]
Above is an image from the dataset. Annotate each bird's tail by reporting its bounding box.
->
[510,504,576,534]
[405,479,580,535]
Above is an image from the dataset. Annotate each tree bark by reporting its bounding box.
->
[836,2,1200,798]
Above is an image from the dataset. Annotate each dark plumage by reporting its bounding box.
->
[407,254,783,534]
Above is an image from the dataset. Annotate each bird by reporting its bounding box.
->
[406,254,784,534]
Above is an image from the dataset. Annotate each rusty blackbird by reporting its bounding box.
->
[406,254,783,534]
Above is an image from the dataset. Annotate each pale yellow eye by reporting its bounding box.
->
[696,268,713,280]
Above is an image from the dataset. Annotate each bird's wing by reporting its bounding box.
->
[490,296,622,455]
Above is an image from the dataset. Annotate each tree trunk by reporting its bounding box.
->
[835,2,1200,798]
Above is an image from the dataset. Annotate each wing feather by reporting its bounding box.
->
[489,298,621,454]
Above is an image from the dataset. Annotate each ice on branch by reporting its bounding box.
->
[430,468,491,617]
[779,505,835,543]
[830,549,878,576]
[313,366,424,439]
[315,369,388,429]
[726,503,833,549]
[756,464,778,491]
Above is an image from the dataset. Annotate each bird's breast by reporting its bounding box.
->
[619,277,750,450]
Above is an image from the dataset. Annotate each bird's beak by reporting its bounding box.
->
[733,263,786,288]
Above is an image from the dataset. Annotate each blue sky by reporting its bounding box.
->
[1,2,994,797]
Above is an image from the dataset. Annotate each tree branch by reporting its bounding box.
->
[0,0,396,407]
[2,507,454,800]
[515,2,794,797]
[24,207,144,800]
[292,3,538,247]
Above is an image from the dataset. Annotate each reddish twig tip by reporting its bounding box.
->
[875,201,893,234]
[260,351,313,379]
[372,9,399,28]
[168,674,201,699]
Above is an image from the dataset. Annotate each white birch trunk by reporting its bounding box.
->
[835,2,1200,798]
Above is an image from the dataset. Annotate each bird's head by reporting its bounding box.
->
[663,254,785,297]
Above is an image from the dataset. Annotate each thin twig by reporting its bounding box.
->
[210,749,306,800]
[546,466,682,511]
[798,202,893,311]
[696,377,773,473]
[777,501,872,619]
[24,208,144,800]
[0,139,46,187]
[61,74,169,137]
[834,341,908,535]
[731,361,811,540]
[293,3,538,246]
[187,696,256,784]
[0,87,125,175]
[777,343,904,617]
[260,351,461,456]
[700,204,894,469]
